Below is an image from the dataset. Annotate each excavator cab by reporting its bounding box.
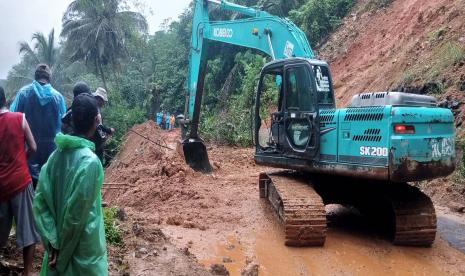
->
[255,58,334,164]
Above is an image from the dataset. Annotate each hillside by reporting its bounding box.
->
[320,0,465,110]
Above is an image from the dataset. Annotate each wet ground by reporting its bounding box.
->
[105,124,465,275]
[194,205,465,276]
[437,210,465,254]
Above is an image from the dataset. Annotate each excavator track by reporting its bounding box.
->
[318,179,437,247]
[259,171,326,246]
[387,183,437,246]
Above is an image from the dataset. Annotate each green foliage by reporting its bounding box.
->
[103,207,123,246]
[289,0,356,45]
[437,41,465,68]
[102,85,146,162]
[200,52,265,146]
[61,0,148,89]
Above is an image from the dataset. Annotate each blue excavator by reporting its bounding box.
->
[180,0,456,246]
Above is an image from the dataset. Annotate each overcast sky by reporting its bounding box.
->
[0,0,192,79]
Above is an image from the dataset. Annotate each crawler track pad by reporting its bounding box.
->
[259,171,327,246]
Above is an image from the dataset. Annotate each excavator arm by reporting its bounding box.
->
[182,0,315,172]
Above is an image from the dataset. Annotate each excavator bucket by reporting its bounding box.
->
[182,138,212,173]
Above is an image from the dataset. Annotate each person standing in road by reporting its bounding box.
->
[162,112,166,130]
[33,94,108,275]
[10,64,66,187]
[92,87,115,163]
[170,114,175,130]
[0,86,41,276]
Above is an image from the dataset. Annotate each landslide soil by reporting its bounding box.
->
[105,121,465,275]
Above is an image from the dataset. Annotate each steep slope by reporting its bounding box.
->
[319,0,465,109]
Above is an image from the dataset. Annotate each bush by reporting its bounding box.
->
[102,85,146,165]
[289,0,357,45]
[103,207,123,246]
[199,52,264,146]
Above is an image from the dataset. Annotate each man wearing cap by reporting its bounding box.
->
[10,64,66,186]
[92,87,115,163]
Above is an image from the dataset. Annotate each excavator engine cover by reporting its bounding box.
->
[182,138,213,173]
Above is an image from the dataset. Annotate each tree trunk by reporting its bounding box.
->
[97,56,108,91]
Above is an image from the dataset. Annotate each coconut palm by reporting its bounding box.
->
[19,29,59,68]
[5,29,61,96]
[61,0,148,89]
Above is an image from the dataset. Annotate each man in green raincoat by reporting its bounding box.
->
[33,94,108,275]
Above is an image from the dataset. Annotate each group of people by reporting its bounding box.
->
[0,64,111,275]
[156,112,176,130]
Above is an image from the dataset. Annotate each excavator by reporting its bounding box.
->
[180,0,456,246]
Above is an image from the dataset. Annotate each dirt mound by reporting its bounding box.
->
[104,122,196,222]
[104,121,257,232]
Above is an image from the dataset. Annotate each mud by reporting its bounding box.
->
[104,122,465,275]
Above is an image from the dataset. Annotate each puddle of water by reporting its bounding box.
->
[267,229,448,275]
[200,221,456,276]
[199,236,248,276]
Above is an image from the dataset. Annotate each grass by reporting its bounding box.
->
[402,69,417,84]
[427,28,447,44]
[103,207,124,246]
[400,41,465,94]
[438,41,465,67]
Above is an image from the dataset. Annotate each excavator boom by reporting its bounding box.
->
[182,0,314,172]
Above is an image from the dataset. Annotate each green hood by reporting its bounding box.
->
[55,133,95,151]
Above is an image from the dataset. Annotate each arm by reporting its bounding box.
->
[56,158,103,272]
[100,124,114,135]
[22,114,37,158]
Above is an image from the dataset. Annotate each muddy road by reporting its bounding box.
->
[104,122,465,275]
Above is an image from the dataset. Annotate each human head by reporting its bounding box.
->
[0,86,5,108]
[73,82,91,98]
[72,94,99,137]
[34,64,51,84]
[92,87,108,107]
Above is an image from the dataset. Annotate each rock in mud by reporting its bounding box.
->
[241,262,259,276]
[222,257,233,263]
[116,208,127,221]
[448,202,465,213]
[210,263,230,275]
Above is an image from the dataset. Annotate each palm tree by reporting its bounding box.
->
[7,29,61,94]
[19,29,59,69]
[61,0,148,89]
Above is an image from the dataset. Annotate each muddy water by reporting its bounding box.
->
[196,209,465,276]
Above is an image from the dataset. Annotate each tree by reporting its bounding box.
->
[4,29,61,97]
[19,29,59,69]
[61,0,148,89]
